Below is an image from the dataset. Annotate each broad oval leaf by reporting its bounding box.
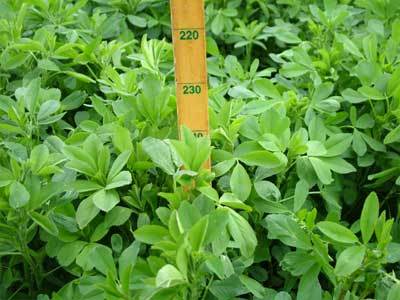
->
[134,225,170,245]
[9,181,30,209]
[317,221,359,244]
[156,264,186,288]
[360,192,379,244]
[334,245,366,277]
[230,163,251,201]
[30,211,59,236]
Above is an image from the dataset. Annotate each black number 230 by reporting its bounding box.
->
[183,85,201,94]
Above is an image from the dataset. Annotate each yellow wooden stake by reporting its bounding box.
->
[170,0,210,168]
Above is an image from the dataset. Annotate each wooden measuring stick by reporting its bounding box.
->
[170,0,210,168]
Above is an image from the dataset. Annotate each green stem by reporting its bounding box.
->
[201,275,214,300]
[17,213,41,294]
[368,99,377,118]
[245,43,253,70]
[278,191,321,203]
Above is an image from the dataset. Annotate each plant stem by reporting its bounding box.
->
[201,275,214,300]
[278,191,321,203]
[245,43,253,70]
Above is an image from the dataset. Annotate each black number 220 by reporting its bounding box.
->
[179,30,199,40]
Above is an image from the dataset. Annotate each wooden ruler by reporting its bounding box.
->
[170,0,210,155]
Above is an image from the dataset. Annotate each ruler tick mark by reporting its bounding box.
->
[177,82,207,85]
[173,27,205,31]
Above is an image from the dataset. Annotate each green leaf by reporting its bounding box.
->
[323,134,352,157]
[219,193,253,212]
[209,272,248,298]
[334,245,366,277]
[204,208,230,244]
[92,189,120,212]
[206,36,220,56]
[198,186,219,202]
[275,292,292,300]
[25,78,41,112]
[30,212,59,236]
[188,216,209,251]
[265,214,312,250]
[239,275,265,298]
[388,283,400,300]
[64,145,97,176]
[206,255,234,280]
[388,67,400,96]
[105,206,132,227]
[156,264,186,288]
[134,225,170,245]
[211,12,224,35]
[319,157,356,174]
[127,15,147,28]
[64,71,95,83]
[336,33,364,58]
[112,126,133,153]
[230,163,251,201]
[72,180,103,193]
[281,62,309,77]
[360,192,379,244]
[307,141,327,156]
[178,201,201,231]
[387,243,400,263]
[0,167,14,187]
[170,140,192,170]
[354,61,382,87]
[113,235,125,253]
[192,136,211,171]
[360,132,386,151]
[106,171,132,189]
[213,159,236,177]
[61,91,87,110]
[353,129,367,156]
[30,144,49,174]
[254,181,281,201]
[0,123,26,136]
[57,241,87,267]
[252,78,281,98]
[309,117,326,141]
[108,150,131,180]
[1,52,29,70]
[142,137,175,175]
[38,59,60,71]
[358,86,385,100]
[37,100,60,121]
[294,180,309,211]
[384,125,400,144]
[296,265,322,300]
[227,208,257,257]
[118,240,140,287]
[282,250,317,276]
[313,82,334,102]
[9,181,30,209]
[356,114,374,129]
[309,157,333,184]
[341,88,367,103]
[76,196,100,229]
[237,150,284,168]
[317,221,358,244]
[275,30,301,44]
[89,245,117,277]
[228,86,256,98]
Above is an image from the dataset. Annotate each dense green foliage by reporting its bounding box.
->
[1,0,400,299]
